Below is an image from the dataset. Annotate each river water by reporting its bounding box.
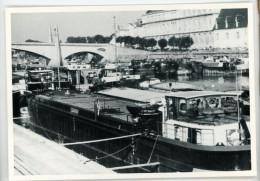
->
[158,74,249,92]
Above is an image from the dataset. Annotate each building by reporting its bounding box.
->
[118,9,248,49]
[213,9,248,49]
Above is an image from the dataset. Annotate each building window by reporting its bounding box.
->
[216,33,219,40]
[200,37,204,43]
[226,33,229,39]
[187,10,190,16]
[215,22,218,29]
[205,37,209,45]
[236,32,240,39]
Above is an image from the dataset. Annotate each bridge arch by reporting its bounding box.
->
[60,44,112,62]
[12,48,52,65]
[64,51,104,60]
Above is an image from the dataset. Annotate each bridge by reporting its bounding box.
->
[12,27,150,66]
[12,42,150,66]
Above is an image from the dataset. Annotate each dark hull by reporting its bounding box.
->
[13,90,21,118]
[26,95,251,172]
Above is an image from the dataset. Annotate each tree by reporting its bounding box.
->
[177,36,194,50]
[116,36,124,44]
[175,38,181,50]
[86,36,95,43]
[124,36,134,47]
[146,38,157,49]
[66,36,86,43]
[133,37,141,47]
[158,39,168,50]
[139,38,147,49]
[168,36,177,48]
[104,36,112,43]
[94,35,105,43]
[180,36,194,50]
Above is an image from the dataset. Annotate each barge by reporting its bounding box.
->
[23,88,251,172]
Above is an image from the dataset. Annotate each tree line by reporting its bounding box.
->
[65,34,194,51]
[116,35,194,51]
[66,35,112,44]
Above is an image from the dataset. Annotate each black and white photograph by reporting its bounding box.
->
[6,3,257,180]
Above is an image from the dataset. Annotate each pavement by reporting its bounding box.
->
[13,124,116,175]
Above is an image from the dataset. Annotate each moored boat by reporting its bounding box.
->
[177,68,192,76]
[162,91,250,170]
[24,87,251,172]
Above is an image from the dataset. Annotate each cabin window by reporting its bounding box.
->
[180,103,186,111]
[174,125,182,141]
[221,96,237,114]
[187,99,199,117]
[188,128,204,144]
[179,99,187,115]
[196,129,202,144]
[206,97,220,108]
[202,129,214,145]
[173,125,188,142]
[167,97,178,119]
[171,125,214,145]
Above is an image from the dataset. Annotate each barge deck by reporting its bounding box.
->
[36,88,165,122]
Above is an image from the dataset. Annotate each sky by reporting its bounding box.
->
[11,11,145,43]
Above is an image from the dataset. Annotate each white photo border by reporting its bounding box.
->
[6,2,257,180]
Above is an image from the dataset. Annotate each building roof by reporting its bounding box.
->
[166,91,237,99]
[214,8,248,30]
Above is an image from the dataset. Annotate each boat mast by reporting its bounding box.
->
[54,26,62,89]
[113,16,118,81]
[236,66,240,130]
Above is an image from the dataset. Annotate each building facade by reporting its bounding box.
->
[213,9,248,49]
[118,9,248,49]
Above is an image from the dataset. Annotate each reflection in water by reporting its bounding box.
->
[166,74,249,92]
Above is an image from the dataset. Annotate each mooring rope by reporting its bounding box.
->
[83,136,141,164]
[147,135,159,164]
[61,133,142,146]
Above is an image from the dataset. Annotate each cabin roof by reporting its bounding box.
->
[166,91,237,99]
